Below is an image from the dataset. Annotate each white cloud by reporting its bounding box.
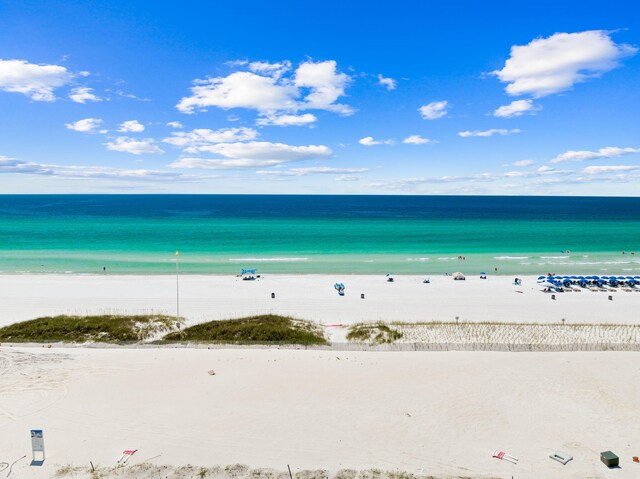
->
[0,156,202,182]
[65,118,103,133]
[69,87,100,104]
[248,60,291,79]
[513,159,535,167]
[493,99,541,118]
[294,60,352,114]
[492,30,637,97]
[163,127,259,152]
[166,121,183,129]
[369,167,573,190]
[0,59,73,101]
[550,146,640,163]
[168,141,332,170]
[335,175,363,182]
[105,137,164,155]
[256,113,317,127]
[257,167,368,177]
[458,128,521,137]
[177,71,298,114]
[403,135,432,145]
[359,136,395,146]
[377,74,397,90]
[118,120,145,133]
[582,165,640,175]
[176,60,353,118]
[419,101,448,120]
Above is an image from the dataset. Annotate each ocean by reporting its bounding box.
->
[1,195,639,275]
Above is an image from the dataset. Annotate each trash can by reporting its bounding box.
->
[361,293,365,299]
[271,292,275,299]
[600,451,619,467]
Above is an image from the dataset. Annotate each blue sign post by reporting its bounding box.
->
[30,430,45,462]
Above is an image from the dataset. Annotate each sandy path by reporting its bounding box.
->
[0,347,639,478]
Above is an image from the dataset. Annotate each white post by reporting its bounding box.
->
[175,251,180,325]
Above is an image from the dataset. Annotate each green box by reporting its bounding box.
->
[600,451,619,467]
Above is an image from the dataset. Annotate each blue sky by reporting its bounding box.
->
[0,0,639,194]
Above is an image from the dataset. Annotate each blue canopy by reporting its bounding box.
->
[241,269,257,275]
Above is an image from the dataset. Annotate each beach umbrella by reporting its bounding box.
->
[538,276,546,280]
[480,272,486,275]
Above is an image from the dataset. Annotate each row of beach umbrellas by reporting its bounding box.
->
[537,275,640,289]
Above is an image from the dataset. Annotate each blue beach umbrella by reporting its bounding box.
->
[538,276,546,280]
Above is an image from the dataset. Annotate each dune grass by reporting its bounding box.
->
[347,322,403,344]
[0,314,178,343]
[163,314,327,345]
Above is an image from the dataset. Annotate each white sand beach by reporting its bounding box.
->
[1,273,639,478]
[1,274,638,342]
[1,347,639,479]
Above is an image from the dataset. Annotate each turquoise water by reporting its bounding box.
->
[1,195,639,275]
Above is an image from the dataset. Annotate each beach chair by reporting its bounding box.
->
[117,449,137,464]
[492,450,518,464]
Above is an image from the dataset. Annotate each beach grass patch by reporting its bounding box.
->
[0,314,178,343]
[163,315,327,345]
[347,323,403,344]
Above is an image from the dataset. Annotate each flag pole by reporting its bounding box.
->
[175,251,180,326]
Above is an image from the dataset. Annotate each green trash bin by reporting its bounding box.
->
[600,451,619,467]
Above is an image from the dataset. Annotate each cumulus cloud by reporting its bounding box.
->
[493,99,541,118]
[419,101,448,120]
[248,60,291,79]
[168,141,332,170]
[0,156,201,182]
[176,59,352,120]
[582,164,640,175]
[359,136,395,146]
[0,59,74,101]
[65,118,103,133]
[256,113,317,127]
[167,121,183,129]
[105,137,164,155]
[403,135,432,145]
[294,60,352,114]
[492,30,637,98]
[118,120,145,133]
[69,86,100,104]
[550,146,640,163]
[377,74,397,90]
[163,127,259,153]
[458,128,521,137]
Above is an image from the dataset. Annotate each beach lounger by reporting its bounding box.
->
[549,451,573,465]
[492,450,518,464]
[117,449,137,464]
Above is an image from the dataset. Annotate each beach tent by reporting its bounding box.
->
[453,272,465,280]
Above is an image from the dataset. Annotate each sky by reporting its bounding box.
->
[0,0,639,195]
